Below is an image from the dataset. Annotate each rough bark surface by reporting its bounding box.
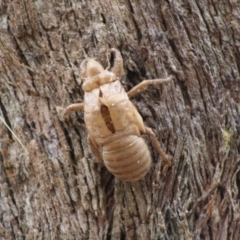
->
[0,0,240,239]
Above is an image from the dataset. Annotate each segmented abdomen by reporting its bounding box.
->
[103,135,152,182]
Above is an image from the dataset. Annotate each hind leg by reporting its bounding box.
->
[145,127,171,167]
[88,135,104,166]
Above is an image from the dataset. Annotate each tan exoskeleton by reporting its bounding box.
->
[62,48,172,182]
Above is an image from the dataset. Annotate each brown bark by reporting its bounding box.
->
[0,0,240,239]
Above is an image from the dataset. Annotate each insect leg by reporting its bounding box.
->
[127,76,172,98]
[87,135,104,166]
[145,127,171,166]
[107,48,124,78]
[62,103,84,116]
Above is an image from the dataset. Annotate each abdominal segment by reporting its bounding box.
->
[103,135,152,182]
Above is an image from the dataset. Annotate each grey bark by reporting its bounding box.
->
[0,0,240,239]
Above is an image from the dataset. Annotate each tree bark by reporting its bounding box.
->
[0,0,240,239]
